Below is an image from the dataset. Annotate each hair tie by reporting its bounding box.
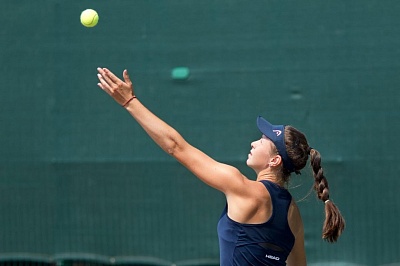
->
[324,199,330,204]
[307,146,313,155]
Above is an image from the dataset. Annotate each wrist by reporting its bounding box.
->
[122,95,136,107]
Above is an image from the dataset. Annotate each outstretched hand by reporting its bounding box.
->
[97,68,135,107]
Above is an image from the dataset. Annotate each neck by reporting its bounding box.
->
[256,169,284,187]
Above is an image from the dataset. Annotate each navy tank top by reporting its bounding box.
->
[217,180,295,266]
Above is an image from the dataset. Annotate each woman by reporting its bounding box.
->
[96,67,345,266]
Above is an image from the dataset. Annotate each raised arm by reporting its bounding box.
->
[96,68,246,194]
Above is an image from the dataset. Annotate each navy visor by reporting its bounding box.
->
[256,116,295,173]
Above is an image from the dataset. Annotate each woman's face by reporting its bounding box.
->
[247,135,278,172]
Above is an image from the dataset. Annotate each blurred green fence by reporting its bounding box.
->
[1,0,400,265]
[0,254,219,266]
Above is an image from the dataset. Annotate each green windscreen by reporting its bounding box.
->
[1,1,399,265]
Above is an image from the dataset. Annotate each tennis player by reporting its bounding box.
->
[96,67,345,266]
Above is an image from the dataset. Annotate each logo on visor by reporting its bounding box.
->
[273,130,282,136]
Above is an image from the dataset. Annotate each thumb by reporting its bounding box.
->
[123,69,132,86]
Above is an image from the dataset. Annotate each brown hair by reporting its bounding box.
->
[283,125,345,243]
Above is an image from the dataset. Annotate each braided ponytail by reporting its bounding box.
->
[284,126,345,242]
[309,148,345,242]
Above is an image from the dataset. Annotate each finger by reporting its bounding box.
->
[97,82,106,92]
[97,67,105,75]
[97,68,115,96]
[97,74,113,94]
[98,70,116,89]
[104,68,122,84]
[123,69,132,86]
[97,73,107,85]
[97,67,110,82]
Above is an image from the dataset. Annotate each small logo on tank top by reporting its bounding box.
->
[265,254,280,261]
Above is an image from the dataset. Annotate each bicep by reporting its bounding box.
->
[172,141,245,193]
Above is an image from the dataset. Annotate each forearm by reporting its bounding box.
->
[124,97,184,155]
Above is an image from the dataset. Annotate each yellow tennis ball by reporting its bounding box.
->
[80,9,99,28]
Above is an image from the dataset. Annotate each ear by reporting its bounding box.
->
[269,154,283,168]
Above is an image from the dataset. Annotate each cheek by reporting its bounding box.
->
[259,146,272,159]
[252,150,269,164]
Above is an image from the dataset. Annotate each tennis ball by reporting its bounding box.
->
[80,9,99,28]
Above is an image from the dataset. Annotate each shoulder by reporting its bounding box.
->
[226,180,273,224]
[228,179,271,199]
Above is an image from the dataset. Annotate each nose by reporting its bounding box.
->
[250,140,257,148]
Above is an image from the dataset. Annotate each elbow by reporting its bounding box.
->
[158,127,186,157]
[165,136,184,156]
[166,143,177,155]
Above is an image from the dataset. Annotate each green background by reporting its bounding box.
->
[1,0,399,265]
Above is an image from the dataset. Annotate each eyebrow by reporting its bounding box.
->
[261,135,269,144]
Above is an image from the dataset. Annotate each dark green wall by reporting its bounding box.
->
[1,0,399,265]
